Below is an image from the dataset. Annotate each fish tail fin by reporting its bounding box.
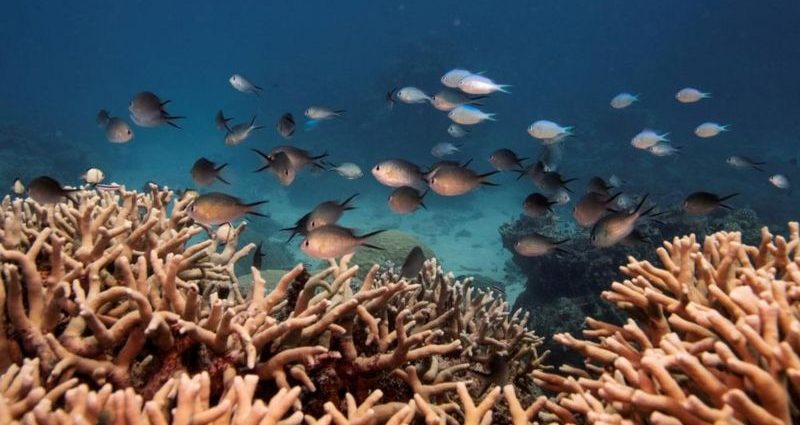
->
[247,211,270,218]
[251,148,270,160]
[340,193,359,209]
[421,189,429,199]
[334,110,346,118]
[702,92,712,98]
[513,170,526,180]
[215,163,228,172]
[419,202,427,210]
[479,171,499,186]
[719,193,739,203]
[720,124,731,131]
[753,164,765,172]
[606,192,622,204]
[359,229,388,242]
[563,126,574,135]
[166,120,183,129]
[216,175,231,185]
[634,193,650,214]
[253,164,270,173]
[485,113,497,122]
[497,84,512,94]
[312,151,329,160]
[254,84,263,91]
[361,243,384,251]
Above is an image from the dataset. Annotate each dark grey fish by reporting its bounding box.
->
[538,171,576,194]
[276,113,296,139]
[400,246,425,279]
[28,176,78,205]
[306,194,359,231]
[489,149,527,171]
[96,109,110,127]
[252,241,264,270]
[514,233,569,256]
[187,192,268,226]
[281,212,311,243]
[216,110,233,131]
[523,193,556,217]
[386,88,398,110]
[682,192,738,215]
[726,156,765,172]
[514,161,546,183]
[388,186,427,214]
[191,157,230,186]
[586,176,612,196]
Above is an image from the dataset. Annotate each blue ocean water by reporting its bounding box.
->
[1,1,799,299]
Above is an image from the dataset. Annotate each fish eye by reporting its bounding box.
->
[304,240,309,247]
[127,130,131,134]
[284,170,289,176]
[375,166,380,171]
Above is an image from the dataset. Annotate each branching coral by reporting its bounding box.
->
[533,221,800,424]
[0,186,550,423]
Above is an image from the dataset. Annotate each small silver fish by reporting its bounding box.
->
[229,74,262,95]
[648,142,682,157]
[105,117,134,143]
[431,90,483,112]
[676,88,711,103]
[330,162,363,179]
[769,174,791,190]
[225,116,264,146]
[457,74,510,95]
[610,93,639,109]
[528,120,572,140]
[305,106,345,120]
[431,142,461,158]
[447,124,469,138]
[11,178,24,195]
[726,156,765,171]
[448,105,496,125]
[441,69,474,88]
[396,87,431,104]
[81,168,105,184]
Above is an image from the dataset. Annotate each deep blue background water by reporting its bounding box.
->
[1,1,799,272]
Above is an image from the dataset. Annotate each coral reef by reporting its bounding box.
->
[0,185,552,424]
[533,221,800,424]
[501,207,765,364]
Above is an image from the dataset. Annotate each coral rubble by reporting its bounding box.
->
[0,186,551,423]
[534,221,800,424]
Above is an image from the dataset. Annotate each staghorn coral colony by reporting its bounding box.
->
[0,186,798,424]
[0,186,552,424]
